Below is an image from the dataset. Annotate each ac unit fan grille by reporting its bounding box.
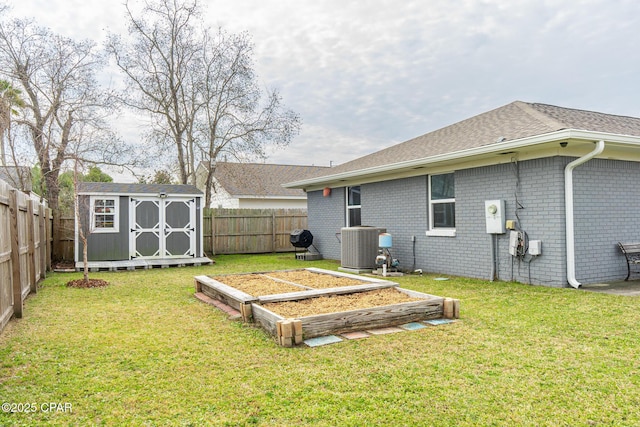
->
[341,227,385,269]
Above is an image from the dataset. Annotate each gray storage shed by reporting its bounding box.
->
[74,182,211,270]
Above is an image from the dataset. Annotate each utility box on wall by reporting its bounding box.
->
[529,240,542,256]
[485,200,506,234]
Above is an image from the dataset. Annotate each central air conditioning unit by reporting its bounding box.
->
[341,226,386,270]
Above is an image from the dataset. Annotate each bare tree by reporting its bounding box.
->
[107,0,202,185]
[70,158,112,287]
[0,17,135,259]
[72,158,90,284]
[196,28,301,207]
[107,0,301,202]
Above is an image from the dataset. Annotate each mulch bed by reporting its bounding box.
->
[265,270,365,289]
[212,274,304,296]
[263,287,422,318]
[66,278,110,288]
[212,270,368,297]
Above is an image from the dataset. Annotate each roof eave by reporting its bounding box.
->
[230,194,307,200]
[77,191,203,197]
[77,191,204,198]
[284,129,640,189]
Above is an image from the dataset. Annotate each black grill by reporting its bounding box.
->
[290,229,313,248]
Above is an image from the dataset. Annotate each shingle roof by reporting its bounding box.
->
[211,162,329,197]
[301,101,640,180]
[77,182,202,195]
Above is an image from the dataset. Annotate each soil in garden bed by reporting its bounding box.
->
[211,274,304,296]
[266,270,365,289]
[211,270,368,296]
[263,287,423,318]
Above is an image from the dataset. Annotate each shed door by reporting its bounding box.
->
[130,197,196,259]
[163,198,196,257]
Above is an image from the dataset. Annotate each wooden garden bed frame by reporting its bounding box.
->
[194,268,460,347]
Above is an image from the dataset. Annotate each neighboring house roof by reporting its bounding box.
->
[0,166,33,192]
[207,162,329,198]
[285,101,640,189]
[77,182,202,196]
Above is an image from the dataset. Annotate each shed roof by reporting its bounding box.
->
[77,182,202,196]
[209,162,329,197]
[286,101,640,188]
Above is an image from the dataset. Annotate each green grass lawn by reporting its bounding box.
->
[2,254,640,426]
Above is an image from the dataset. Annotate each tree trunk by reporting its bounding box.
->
[80,227,89,283]
[0,130,6,167]
[204,173,212,208]
[45,175,63,262]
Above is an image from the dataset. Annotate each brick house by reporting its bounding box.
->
[284,101,640,287]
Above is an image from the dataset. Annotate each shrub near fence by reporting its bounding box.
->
[0,178,51,334]
[204,208,308,255]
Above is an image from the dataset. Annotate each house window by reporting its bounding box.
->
[90,197,119,233]
[346,186,361,227]
[427,173,455,236]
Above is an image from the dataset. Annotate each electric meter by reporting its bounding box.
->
[485,200,506,234]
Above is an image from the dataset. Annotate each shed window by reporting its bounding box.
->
[346,186,361,227]
[90,197,119,233]
[427,173,455,237]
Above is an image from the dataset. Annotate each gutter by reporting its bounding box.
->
[565,140,605,288]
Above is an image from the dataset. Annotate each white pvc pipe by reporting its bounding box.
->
[565,140,605,288]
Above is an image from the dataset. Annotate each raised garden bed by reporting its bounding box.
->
[210,268,374,296]
[264,287,422,318]
[194,268,459,346]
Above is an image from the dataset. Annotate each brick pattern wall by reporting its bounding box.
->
[456,158,567,286]
[361,176,428,272]
[573,159,640,283]
[307,188,345,259]
[358,160,569,285]
[307,156,638,287]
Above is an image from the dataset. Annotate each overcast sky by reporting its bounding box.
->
[6,0,640,175]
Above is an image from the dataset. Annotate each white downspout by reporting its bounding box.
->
[565,140,605,288]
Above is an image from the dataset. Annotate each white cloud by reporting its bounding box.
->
[6,0,640,174]
[266,123,374,167]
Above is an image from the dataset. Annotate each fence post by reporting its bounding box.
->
[272,211,276,253]
[9,190,22,319]
[46,208,52,271]
[210,211,216,256]
[27,200,36,293]
[39,204,46,278]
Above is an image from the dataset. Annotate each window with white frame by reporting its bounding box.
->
[90,197,119,233]
[427,173,455,236]
[346,186,361,227]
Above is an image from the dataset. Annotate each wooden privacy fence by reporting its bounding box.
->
[0,178,52,334]
[55,216,76,262]
[204,208,308,255]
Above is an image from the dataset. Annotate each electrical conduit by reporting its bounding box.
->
[489,234,499,282]
[565,140,605,288]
